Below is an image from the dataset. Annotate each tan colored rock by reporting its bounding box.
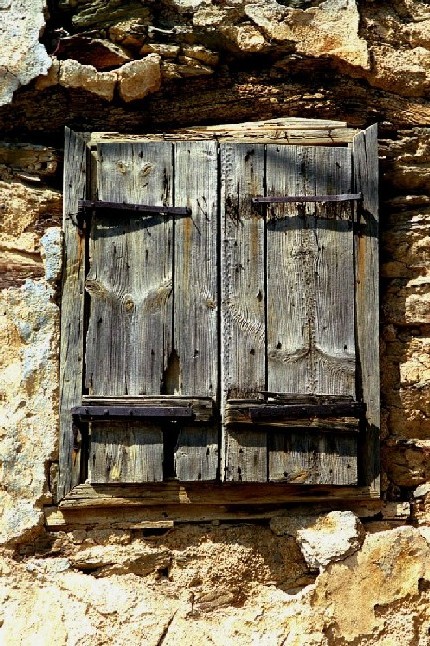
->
[109,19,148,48]
[0,279,59,544]
[368,45,430,97]
[59,59,117,101]
[383,439,430,487]
[245,0,369,69]
[141,43,180,58]
[221,25,267,53]
[0,180,62,288]
[381,208,430,279]
[117,55,162,102]
[383,277,430,325]
[295,512,365,569]
[0,0,51,105]
[313,527,430,641]
[181,45,219,67]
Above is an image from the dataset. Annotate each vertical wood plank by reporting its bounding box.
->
[174,427,219,481]
[266,145,357,483]
[220,143,267,481]
[269,431,358,485]
[58,128,88,499]
[313,146,355,396]
[85,142,172,481]
[173,140,219,480]
[173,140,218,396]
[89,423,163,483]
[265,145,354,395]
[86,141,173,396]
[353,124,380,493]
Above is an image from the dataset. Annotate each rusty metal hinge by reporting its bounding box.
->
[76,199,191,233]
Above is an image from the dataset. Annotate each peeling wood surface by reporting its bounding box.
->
[58,128,88,500]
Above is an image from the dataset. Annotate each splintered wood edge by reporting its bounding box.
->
[88,119,360,147]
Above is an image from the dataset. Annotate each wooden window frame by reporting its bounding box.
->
[57,121,379,510]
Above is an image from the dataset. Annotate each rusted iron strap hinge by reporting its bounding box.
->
[249,402,366,422]
[76,199,191,232]
[252,193,362,204]
[71,405,195,421]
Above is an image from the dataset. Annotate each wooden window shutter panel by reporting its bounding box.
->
[59,122,379,499]
[222,144,360,485]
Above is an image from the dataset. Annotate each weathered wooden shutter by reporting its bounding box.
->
[222,144,359,484]
[59,123,379,498]
[84,141,219,483]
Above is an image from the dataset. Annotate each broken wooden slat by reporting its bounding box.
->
[221,143,267,482]
[58,129,89,500]
[353,124,380,494]
[89,422,163,483]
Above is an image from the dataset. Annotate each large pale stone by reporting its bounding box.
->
[0,0,51,105]
[0,279,59,544]
[368,45,430,97]
[59,59,117,101]
[245,0,369,68]
[117,55,162,102]
[294,512,365,569]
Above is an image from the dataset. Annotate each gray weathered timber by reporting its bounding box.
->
[89,422,163,483]
[265,145,357,483]
[174,426,219,481]
[85,142,174,481]
[58,128,89,500]
[172,141,219,480]
[268,431,358,485]
[173,140,218,397]
[221,143,267,481]
[265,145,355,396]
[86,141,174,397]
[352,124,380,494]
[59,481,377,509]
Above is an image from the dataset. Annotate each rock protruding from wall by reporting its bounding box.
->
[0,0,51,105]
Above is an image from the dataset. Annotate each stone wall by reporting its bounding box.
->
[1,1,430,643]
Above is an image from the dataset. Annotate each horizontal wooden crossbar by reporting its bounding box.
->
[72,405,194,421]
[252,194,361,204]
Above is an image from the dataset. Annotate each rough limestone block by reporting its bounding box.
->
[59,59,117,101]
[40,228,63,284]
[244,0,369,69]
[272,511,365,570]
[0,0,51,105]
[0,280,59,544]
[117,55,161,102]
